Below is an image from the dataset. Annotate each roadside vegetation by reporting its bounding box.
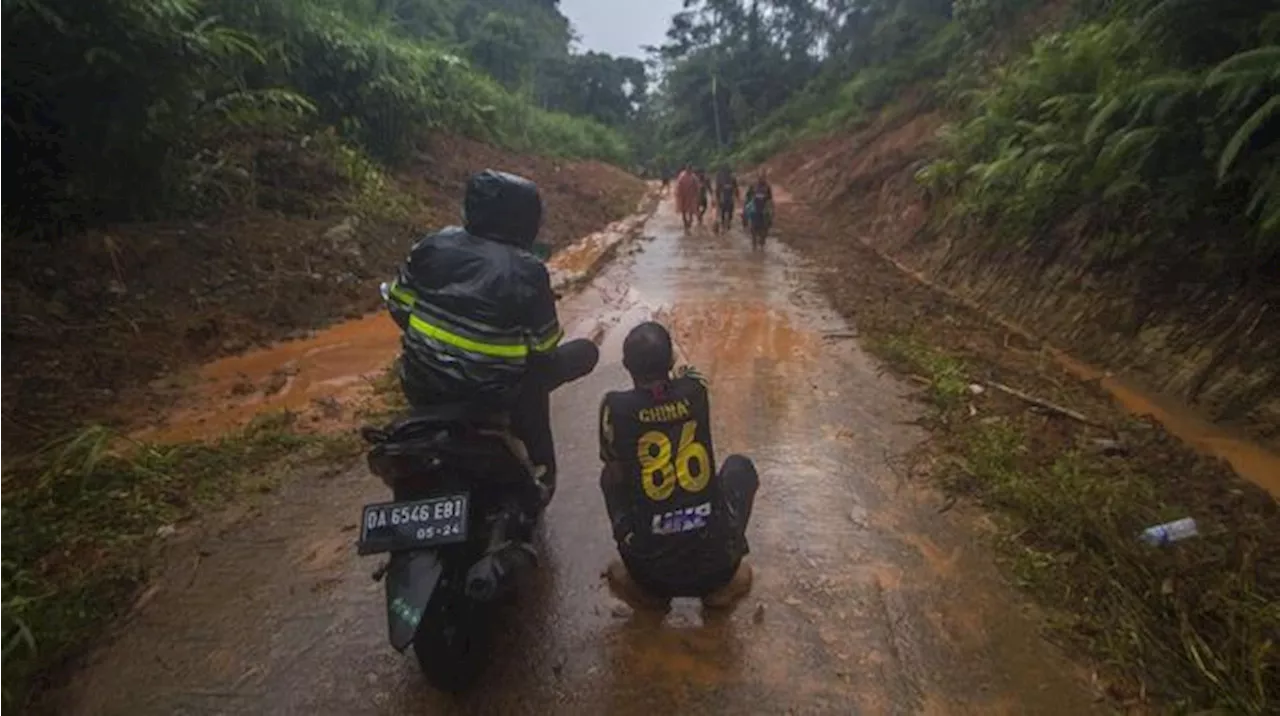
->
[876,337,1277,714]
[917,0,1279,293]
[777,198,1279,713]
[0,416,361,707]
[0,358,418,709]
[4,0,645,237]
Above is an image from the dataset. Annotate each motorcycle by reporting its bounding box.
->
[357,279,548,692]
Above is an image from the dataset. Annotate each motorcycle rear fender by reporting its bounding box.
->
[384,549,444,652]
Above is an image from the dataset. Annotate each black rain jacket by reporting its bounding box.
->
[387,170,562,408]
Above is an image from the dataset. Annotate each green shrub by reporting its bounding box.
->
[925,6,1280,273]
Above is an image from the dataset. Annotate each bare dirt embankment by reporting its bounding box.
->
[2,135,645,454]
[764,106,1280,451]
[763,106,1279,712]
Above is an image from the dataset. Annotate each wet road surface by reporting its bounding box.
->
[58,197,1101,715]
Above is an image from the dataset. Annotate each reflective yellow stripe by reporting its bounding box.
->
[390,283,416,307]
[408,314,529,359]
[532,327,563,353]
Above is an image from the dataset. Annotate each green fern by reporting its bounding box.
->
[1085,95,1125,145]
[1,614,36,663]
[1136,0,1217,45]
[1204,46,1280,86]
[1218,94,1280,179]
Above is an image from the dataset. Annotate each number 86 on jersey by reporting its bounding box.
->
[637,419,711,501]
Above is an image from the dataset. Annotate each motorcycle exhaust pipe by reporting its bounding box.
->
[464,511,538,602]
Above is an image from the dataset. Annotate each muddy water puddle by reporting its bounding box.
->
[1055,351,1280,498]
[130,314,400,442]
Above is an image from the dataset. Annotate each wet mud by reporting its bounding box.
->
[837,232,1280,498]
[128,200,656,444]
[54,196,1101,715]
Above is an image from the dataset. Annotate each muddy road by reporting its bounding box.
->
[56,197,1101,715]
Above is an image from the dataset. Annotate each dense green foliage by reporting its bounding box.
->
[642,0,978,167]
[919,0,1280,279]
[2,0,639,234]
[648,0,1277,276]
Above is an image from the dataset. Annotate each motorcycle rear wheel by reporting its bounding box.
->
[412,576,492,693]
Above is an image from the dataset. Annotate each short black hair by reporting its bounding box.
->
[622,322,674,381]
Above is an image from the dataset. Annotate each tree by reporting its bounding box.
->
[466,12,538,89]
[542,52,648,127]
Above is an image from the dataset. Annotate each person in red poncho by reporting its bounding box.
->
[674,165,700,231]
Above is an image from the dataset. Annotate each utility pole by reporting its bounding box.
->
[710,69,724,148]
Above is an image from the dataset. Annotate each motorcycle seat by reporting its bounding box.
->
[361,402,510,445]
[363,402,543,485]
[403,402,508,427]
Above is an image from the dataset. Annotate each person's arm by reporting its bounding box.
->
[598,398,634,545]
[524,262,563,357]
[386,275,413,331]
[386,240,429,331]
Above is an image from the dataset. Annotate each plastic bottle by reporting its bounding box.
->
[1139,517,1199,546]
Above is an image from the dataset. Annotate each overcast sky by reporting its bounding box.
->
[559,0,686,59]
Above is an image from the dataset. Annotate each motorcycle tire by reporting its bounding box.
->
[412,573,492,693]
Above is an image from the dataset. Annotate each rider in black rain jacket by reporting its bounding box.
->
[386,170,599,495]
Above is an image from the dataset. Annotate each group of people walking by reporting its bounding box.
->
[671,164,773,235]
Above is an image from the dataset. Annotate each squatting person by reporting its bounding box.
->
[597,322,758,609]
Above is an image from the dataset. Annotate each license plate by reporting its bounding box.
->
[357,494,469,555]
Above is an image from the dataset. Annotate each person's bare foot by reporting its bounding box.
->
[605,560,670,611]
[701,562,753,609]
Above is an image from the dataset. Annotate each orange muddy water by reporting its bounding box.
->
[1054,353,1280,498]
[129,208,651,444]
[57,195,1105,715]
[130,313,401,442]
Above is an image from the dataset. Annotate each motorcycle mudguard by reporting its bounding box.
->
[384,550,444,652]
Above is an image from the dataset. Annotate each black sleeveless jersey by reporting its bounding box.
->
[599,373,734,588]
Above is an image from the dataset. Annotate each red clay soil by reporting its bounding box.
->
[1,135,645,454]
